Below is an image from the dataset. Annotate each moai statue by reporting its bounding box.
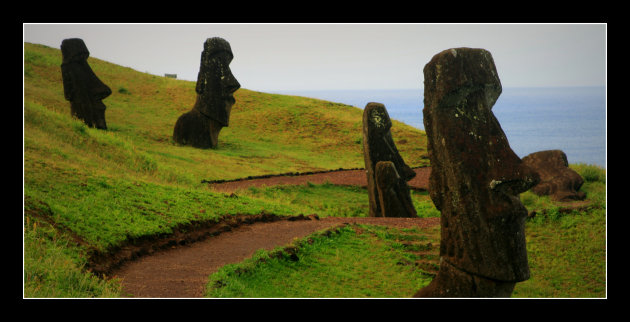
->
[173,37,241,148]
[414,48,540,297]
[362,102,417,218]
[522,150,586,202]
[60,38,112,130]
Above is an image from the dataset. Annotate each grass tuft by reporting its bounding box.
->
[206,224,438,298]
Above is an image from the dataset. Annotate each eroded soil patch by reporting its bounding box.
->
[111,216,439,298]
[207,167,431,193]
[88,212,313,277]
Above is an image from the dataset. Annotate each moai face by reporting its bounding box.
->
[60,38,111,129]
[422,48,539,283]
[363,103,416,182]
[194,37,241,127]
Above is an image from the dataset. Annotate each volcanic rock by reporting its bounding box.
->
[414,47,539,298]
[522,150,586,201]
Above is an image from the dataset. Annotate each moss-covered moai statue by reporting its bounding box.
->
[362,102,417,218]
[60,38,112,130]
[414,48,540,297]
[173,37,241,148]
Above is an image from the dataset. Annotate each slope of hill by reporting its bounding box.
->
[24,42,428,186]
[23,41,429,296]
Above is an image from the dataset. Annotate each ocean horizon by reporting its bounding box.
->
[271,87,606,168]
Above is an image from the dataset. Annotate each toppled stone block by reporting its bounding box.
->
[522,150,586,202]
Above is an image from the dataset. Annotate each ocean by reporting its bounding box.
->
[273,87,606,168]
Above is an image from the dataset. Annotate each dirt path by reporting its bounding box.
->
[107,166,593,298]
[112,216,439,298]
[110,168,434,298]
[207,167,431,193]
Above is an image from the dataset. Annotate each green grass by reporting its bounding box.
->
[24,169,302,253]
[206,224,439,298]
[512,164,606,298]
[24,216,122,298]
[570,163,606,184]
[231,182,440,218]
[513,207,606,298]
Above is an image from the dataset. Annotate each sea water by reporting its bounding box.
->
[273,87,606,168]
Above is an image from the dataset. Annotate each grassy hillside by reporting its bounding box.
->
[23,42,429,297]
[24,42,428,186]
[24,42,429,240]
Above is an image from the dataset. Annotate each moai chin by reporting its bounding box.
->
[173,37,241,148]
[60,38,112,130]
[362,102,417,218]
[414,48,540,297]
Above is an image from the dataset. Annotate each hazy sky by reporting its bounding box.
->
[23,23,606,92]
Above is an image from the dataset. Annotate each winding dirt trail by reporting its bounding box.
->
[111,167,434,298]
[207,167,431,193]
[113,216,439,298]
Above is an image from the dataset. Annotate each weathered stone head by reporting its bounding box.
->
[362,102,417,217]
[173,37,240,148]
[415,48,539,297]
[522,150,586,201]
[194,37,241,126]
[60,38,112,129]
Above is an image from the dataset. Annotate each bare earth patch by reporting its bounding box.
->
[112,216,439,298]
[110,168,434,298]
[207,167,431,193]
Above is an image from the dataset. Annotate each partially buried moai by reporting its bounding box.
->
[173,37,241,148]
[414,48,540,297]
[61,38,112,130]
[362,102,417,218]
[522,150,586,202]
